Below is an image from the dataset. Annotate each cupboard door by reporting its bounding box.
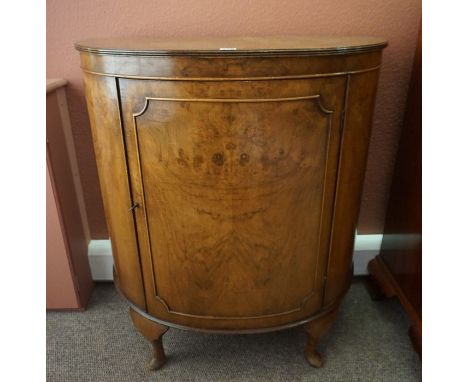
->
[119,78,345,324]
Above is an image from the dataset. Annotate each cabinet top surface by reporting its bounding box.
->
[75,36,387,56]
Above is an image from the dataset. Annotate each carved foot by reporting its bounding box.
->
[129,308,169,371]
[305,339,323,367]
[148,338,166,370]
[304,308,338,368]
[408,324,422,358]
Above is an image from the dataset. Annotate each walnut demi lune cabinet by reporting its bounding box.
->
[76,37,387,369]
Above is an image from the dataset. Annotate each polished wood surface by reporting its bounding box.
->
[304,307,339,367]
[82,74,146,309]
[368,25,421,356]
[118,76,345,329]
[76,36,387,56]
[129,308,169,370]
[78,36,386,368]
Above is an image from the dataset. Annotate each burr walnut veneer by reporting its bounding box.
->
[76,37,386,369]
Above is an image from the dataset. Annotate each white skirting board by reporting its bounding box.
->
[88,234,383,281]
[352,234,383,275]
[87,240,114,281]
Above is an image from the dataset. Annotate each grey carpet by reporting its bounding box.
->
[47,279,421,381]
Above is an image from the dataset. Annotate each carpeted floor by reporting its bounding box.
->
[46,279,421,381]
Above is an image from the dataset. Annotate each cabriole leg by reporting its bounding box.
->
[129,307,169,370]
[304,307,338,368]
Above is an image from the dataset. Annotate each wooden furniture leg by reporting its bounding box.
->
[129,308,169,370]
[368,256,422,358]
[304,308,339,368]
[409,324,422,357]
[367,257,397,299]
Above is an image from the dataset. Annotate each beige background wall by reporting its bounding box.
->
[46,0,421,237]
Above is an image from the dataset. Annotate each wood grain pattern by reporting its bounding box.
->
[323,69,381,306]
[78,36,386,367]
[82,74,146,309]
[79,51,383,80]
[136,96,334,319]
[117,76,347,329]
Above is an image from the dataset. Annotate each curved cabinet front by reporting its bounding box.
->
[118,76,346,330]
[77,36,386,368]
